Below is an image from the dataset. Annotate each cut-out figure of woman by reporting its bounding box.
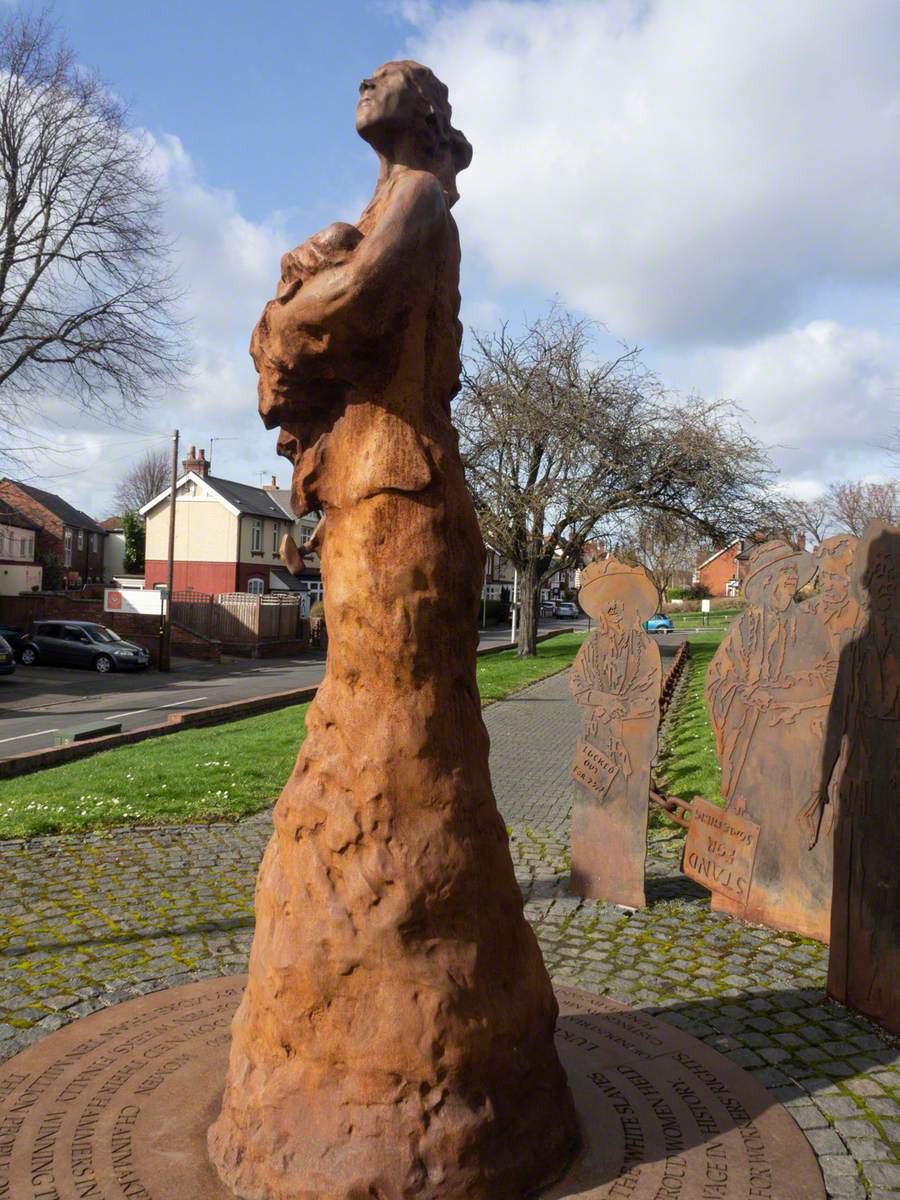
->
[569,558,661,907]
[706,540,834,941]
[806,521,900,1036]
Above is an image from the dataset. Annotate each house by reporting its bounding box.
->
[694,539,743,597]
[0,479,107,587]
[694,531,807,597]
[0,500,42,595]
[141,447,321,597]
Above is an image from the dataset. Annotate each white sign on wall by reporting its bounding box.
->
[104,589,165,617]
[701,598,712,613]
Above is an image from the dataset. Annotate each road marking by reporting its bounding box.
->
[0,728,59,745]
[156,696,208,709]
[104,708,152,720]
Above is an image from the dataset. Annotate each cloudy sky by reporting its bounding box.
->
[7,0,899,517]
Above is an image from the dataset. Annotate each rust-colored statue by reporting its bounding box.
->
[208,62,579,1199]
[705,540,834,941]
[807,520,900,1036]
[569,559,661,907]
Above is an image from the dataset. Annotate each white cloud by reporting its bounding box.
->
[411,0,900,345]
[696,320,900,483]
[18,134,291,519]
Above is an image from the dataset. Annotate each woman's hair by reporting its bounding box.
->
[383,60,472,206]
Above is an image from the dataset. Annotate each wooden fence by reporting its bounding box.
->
[171,591,307,645]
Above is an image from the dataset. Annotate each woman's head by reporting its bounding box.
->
[356,60,472,205]
[742,539,816,611]
[578,558,657,627]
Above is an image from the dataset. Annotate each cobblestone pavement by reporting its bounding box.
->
[1,667,898,1198]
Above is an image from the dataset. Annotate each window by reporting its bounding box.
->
[247,577,265,595]
[64,529,73,567]
[90,533,98,553]
[77,529,84,550]
[272,521,280,554]
[251,519,263,553]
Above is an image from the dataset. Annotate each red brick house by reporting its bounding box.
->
[694,531,807,597]
[0,480,107,588]
[694,539,743,597]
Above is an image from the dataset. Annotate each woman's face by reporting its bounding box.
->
[356,66,419,147]
[768,565,799,613]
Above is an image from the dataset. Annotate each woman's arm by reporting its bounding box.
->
[261,173,445,368]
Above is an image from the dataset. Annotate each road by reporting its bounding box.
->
[0,617,599,760]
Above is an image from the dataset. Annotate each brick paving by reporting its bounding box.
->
[1,666,898,1198]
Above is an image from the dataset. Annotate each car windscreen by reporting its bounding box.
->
[88,626,122,643]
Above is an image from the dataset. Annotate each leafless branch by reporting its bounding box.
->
[456,304,778,653]
[114,446,169,513]
[0,8,186,466]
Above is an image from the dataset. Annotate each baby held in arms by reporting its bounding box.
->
[272,223,362,575]
[276,221,363,303]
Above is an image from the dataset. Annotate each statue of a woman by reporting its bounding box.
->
[208,62,579,1200]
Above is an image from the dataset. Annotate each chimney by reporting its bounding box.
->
[182,446,210,479]
[263,475,278,491]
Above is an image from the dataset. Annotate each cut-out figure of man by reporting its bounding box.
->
[706,540,834,941]
[569,558,661,907]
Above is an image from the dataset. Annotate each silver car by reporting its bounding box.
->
[19,621,150,673]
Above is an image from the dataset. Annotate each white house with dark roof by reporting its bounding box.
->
[140,447,320,597]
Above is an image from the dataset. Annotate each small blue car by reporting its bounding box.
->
[644,613,674,634]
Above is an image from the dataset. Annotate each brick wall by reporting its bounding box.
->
[144,558,237,593]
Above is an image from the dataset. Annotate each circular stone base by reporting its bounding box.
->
[0,977,824,1199]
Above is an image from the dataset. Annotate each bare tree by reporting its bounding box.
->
[778,493,833,545]
[827,479,899,537]
[114,447,169,513]
[0,10,185,463]
[616,512,702,609]
[457,306,779,655]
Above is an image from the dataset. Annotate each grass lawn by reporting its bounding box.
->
[655,629,725,809]
[0,632,586,838]
[476,630,586,702]
[667,608,741,630]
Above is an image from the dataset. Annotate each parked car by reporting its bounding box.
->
[540,599,556,617]
[0,635,15,675]
[18,621,150,673]
[0,625,24,654]
[554,601,580,619]
[644,612,674,634]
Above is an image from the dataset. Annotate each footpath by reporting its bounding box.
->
[0,669,897,1198]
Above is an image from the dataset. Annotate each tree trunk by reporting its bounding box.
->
[517,565,541,656]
